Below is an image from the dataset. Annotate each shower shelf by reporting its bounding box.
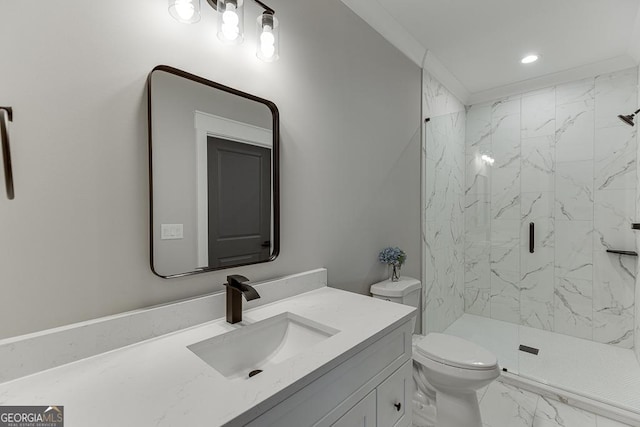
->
[632,223,640,230]
[606,249,638,257]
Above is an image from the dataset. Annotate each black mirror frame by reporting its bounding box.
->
[148,65,280,279]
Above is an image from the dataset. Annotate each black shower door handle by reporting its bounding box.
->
[529,222,534,253]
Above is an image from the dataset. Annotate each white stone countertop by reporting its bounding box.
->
[0,287,415,426]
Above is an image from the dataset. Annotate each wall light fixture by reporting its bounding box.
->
[168,0,280,62]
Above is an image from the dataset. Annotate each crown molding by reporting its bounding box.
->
[468,55,638,105]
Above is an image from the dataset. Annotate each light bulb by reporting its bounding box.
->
[260,26,275,46]
[256,13,278,61]
[521,54,538,64]
[222,23,239,40]
[223,4,238,26]
[175,0,195,20]
[260,43,275,58]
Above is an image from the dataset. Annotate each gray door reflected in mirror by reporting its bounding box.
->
[148,65,279,278]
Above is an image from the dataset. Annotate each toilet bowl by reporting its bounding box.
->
[370,277,500,427]
[413,333,500,427]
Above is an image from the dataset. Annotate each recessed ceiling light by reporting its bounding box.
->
[521,54,539,64]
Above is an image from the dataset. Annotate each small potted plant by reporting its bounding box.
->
[378,247,407,282]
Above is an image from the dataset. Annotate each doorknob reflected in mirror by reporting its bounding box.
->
[0,106,14,200]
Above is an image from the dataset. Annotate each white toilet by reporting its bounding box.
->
[371,277,500,427]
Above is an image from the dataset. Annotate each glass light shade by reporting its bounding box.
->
[256,13,279,62]
[168,0,201,24]
[217,0,244,44]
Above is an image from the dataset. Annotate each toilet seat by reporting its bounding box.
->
[414,333,498,371]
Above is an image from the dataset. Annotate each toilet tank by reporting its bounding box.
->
[370,277,421,333]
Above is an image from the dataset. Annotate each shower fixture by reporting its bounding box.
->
[618,108,640,126]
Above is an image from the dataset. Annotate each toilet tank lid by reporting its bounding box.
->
[370,277,421,297]
[414,333,498,370]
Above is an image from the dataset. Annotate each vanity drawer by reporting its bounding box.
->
[331,390,376,427]
[377,360,411,427]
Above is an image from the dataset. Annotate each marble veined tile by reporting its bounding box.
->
[521,288,554,331]
[553,277,593,340]
[637,234,640,362]
[521,247,554,289]
[521,136,554,193]
[593,310,634,349]
[425,220,452,250]
[491,168,521,220]
[555,101,594,163]
[492,113,521,169]
[479,381,538,427]
[520,247,554,330]
[490,268,520,323]
[533,395,596,427]
[554,221,593,280]
[593,251,636,348]
[466,154,491,195]
[423,70,465,118]
[492,97,521,121]
[594,126,637,191]
[593,189,636,252]
[424,155,436,193]
[424,186,441,224]
[466,103,492,149]
[465,192,491,235]
[521,191,554,220]
[425,116,445,162]
[491,241,520,274]
[556,77,594,106]
[522,90,555,138]
[593,250,637,307]
[465,287,490,317]
[594,67,638,129]
[465,242,491,290]
[555,161,594,221]
[491,219,520,247]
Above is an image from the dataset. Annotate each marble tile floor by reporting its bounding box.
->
[412,381,633,427]
[477,381,634,427]
[444,314,640,415]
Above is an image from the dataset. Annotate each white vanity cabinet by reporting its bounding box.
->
[241,319,413,427]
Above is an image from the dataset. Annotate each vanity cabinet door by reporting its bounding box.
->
[377,360,411,427]
[331,390,376,427]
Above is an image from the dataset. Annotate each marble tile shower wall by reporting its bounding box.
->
[424,112,466,333]
[421,70,467,334]
[464,67,639,348]
[636,66,640,363]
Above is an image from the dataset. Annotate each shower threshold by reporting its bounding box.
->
[444,314,640,425]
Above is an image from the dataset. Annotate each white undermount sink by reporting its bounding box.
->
[188,312,339,381]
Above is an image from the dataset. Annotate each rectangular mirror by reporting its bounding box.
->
[148,66,279,278]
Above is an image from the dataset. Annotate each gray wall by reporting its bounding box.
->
[0,0,421,338]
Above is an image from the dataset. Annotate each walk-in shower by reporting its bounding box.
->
[423,67,640,423]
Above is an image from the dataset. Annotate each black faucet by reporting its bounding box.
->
[225,275,260,324]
